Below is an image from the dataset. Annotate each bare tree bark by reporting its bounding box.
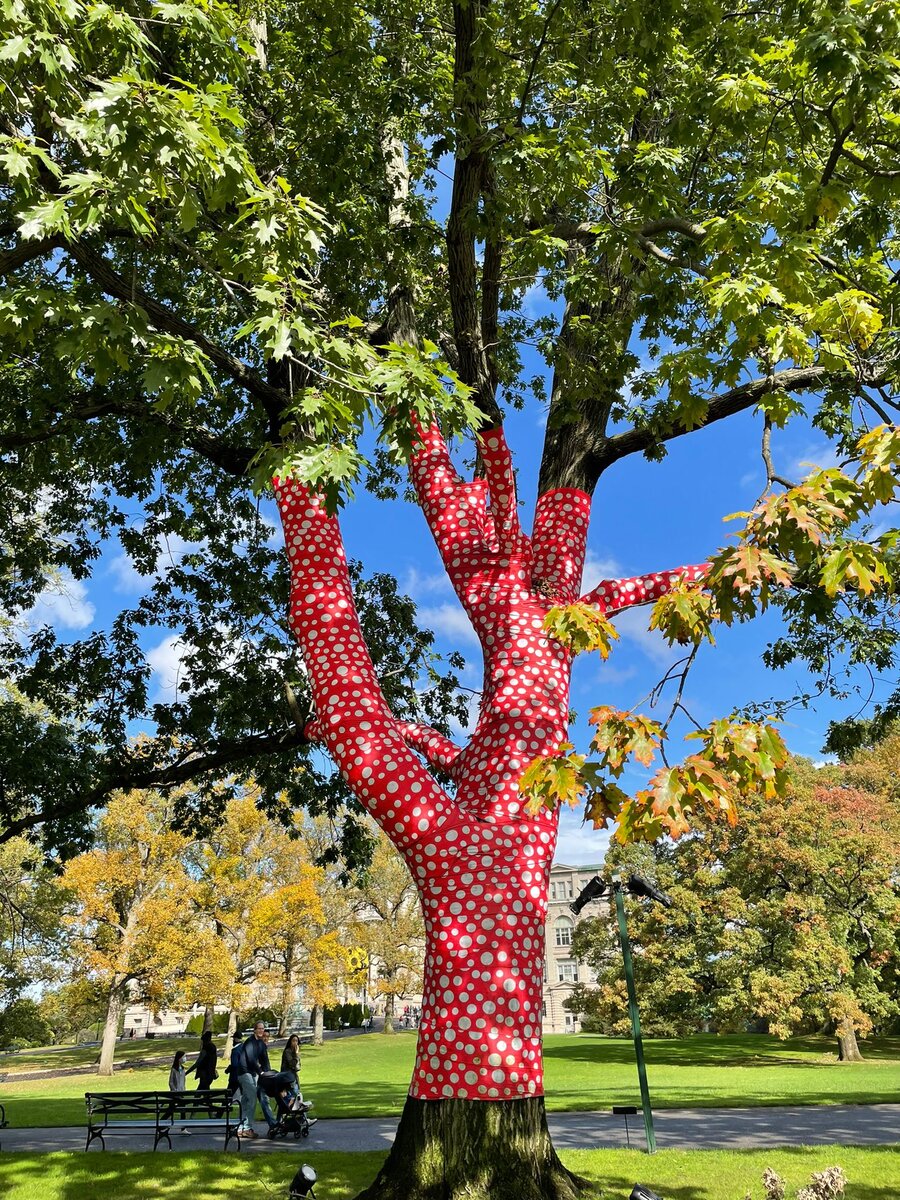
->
[97,986,124,1077]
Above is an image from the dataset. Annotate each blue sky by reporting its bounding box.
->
[21,231,891,867]
[26,362,883,866]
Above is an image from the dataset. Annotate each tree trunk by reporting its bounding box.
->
[312,1004,324,1046]
[354,1096,596,1200]
[837,1020,864,1062]
[384,993,395,1035]
[97,987,124,1077]
[275,427,695,1198]
[202,1004,214,1034]
[224,1008,238,1055]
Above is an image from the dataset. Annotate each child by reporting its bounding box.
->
[168,1049,190,1133]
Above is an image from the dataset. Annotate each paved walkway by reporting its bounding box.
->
[2,1105,898,1154]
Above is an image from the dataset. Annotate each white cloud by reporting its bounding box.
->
[581,548,621,595]
[611,606,678,667]
[108,532,201,594]
[593,661,638,686]
[554,807,611,866]
[146,633,195,697]
[789,441,841,478]
[521,280,553,320]
[26,571,95,631]
[403,566,453,597]
[418,601,479,646]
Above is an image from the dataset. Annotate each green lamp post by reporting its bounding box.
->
[571,871,672,1154]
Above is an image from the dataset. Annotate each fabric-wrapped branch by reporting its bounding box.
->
[582,562,708,613]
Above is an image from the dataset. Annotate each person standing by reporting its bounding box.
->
[168,1049,189,1131]
[168,1049,187,1092]
[280,1033,304,1107]
[255,1029,279,1131]
[188,1029,218,1091]
[233,1021,272,1138]
[280,1033,300,1083]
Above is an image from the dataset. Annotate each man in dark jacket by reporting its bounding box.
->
[234,1022,272,1137]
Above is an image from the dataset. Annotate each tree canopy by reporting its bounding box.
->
[568,739,900,1057]
[2,0,900,845]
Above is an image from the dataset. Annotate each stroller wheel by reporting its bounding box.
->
[267,1126,278,1140]
[294,1130,301,1139]
[301,1125,310,1137]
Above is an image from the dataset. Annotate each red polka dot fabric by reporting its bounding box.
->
[583,563,708,613]
[275,423,703,1101]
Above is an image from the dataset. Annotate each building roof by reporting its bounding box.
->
[550,862,604,872]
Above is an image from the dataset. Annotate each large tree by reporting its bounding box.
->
[61,788,227,1075]
[569,752,900,1061]
[3,0,900,1195]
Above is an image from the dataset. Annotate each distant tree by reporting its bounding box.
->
[247,839,349,1035]
[0,835,68,1017]
[0,997,51,1048]
[571,755,900,1059]
[350,834,425,1035]
[188,789,351,1046]
[39,979,108,1045]
[61,789,227,1075]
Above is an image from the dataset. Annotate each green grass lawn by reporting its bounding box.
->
[0,1036,226,1075]
[2,1033,898,1129]
[0,1147,897,1199]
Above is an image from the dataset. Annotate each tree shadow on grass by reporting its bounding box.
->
[583,1170,900,1200]
[0,1150,387,1200]
[566,1146,900,1200]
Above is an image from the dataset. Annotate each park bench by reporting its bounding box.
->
[84,1089,239,1152]
[0,1101,8,1151]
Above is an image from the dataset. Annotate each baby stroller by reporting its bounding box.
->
[258,1071,317,1140]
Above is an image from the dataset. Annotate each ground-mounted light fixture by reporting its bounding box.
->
[571,872,672,1155]
[289,1164,318,1198]
[630,1185,664,1200]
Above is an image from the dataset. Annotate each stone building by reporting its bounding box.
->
[542,860,606,1033]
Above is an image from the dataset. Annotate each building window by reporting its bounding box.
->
[557,961,578,983]
[555,919,573,947]
[565,1013,575,1030]
[550,879,574,900]
[541,1002,547,1018]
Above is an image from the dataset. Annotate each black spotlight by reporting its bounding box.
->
[289,1164,318,1198]
[630,1186,664,1200]
[570,874,609,915]
[627,873,673,909]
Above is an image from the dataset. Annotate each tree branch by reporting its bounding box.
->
[592,366,833,476]
[446,0,503,425]
[478,426,528,556]
[0,236,61,276]
[582,563,708,614]
[513,0,563,126]
[394,722,463,775]
[0,726,310,846]
[838,145,900,179]
[761,412,797,490]
[0,393,254,476]
[65,242,287,415]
